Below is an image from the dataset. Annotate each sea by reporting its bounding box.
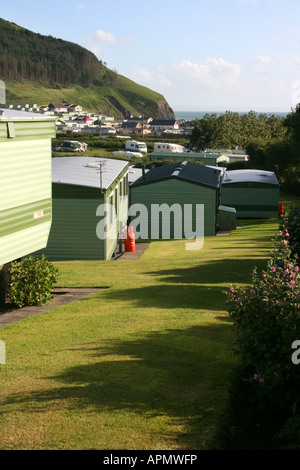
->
[174,110,289,121]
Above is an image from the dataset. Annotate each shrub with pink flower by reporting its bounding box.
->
[226,222,300,408]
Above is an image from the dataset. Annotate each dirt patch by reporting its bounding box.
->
[0,287,104,329]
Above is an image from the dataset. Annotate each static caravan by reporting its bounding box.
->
[130,160,221,239]
[153,142,186,153]
[113,151,143,159]
[0,108,56,266]
[221,169,280,218]
[60,140,87,152]
[125,140,147,154]
[148,151,219,166]
[226,153,249,164]
[32,157,129,261]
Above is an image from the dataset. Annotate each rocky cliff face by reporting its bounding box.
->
[157,99,175,119]
[105,96,131,118]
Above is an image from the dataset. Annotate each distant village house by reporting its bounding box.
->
[150,119,179,134]
[120,120,142,135]
[48,102,69,113]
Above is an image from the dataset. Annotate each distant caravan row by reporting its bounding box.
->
[112,140,188,160]
[124,141,186,155]
[122,140,187,155]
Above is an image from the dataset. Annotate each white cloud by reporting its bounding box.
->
[129,55,292,111]
[132,68,172,87]
[250,53,300,72]
[133,57,242,92]
[83,29,118,57]
[282,54,300,65]
[132,57,242,96]
[250,55,273,72]
[83,29,133,59]
[93,29,118,45]
[171,57,242,92]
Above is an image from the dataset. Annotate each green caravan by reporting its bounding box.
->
[221,169,280,218]
[32,157,129,261]
[0,108,56,266]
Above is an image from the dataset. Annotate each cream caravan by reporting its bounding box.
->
[154,142,186,153]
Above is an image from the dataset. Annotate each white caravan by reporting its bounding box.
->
[125,140,148,154]
[154,142,186,153]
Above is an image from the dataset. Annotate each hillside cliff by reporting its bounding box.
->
[0,19,175,119]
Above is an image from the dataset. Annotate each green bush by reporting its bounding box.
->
[9,256,59,308]
[225,226,300,411]
[281,206,300,259]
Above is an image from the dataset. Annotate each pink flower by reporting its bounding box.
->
[285,232,290,237]
[250,289,255,294]
[253,374,264,383]
[290,273,296,278]
[296,266,299,272]
[231,294,235,298]
[285,268,290,274]
[230,287,234,292]
[290,280,296,285]
[271,267,276,272]
[275,300,279,304]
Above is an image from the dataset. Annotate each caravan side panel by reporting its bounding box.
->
[0,133,54,265]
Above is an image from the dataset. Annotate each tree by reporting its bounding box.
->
[189,111,287,151]
[284,104,300,158]
[190,114,218,150]
[245,138,268,169]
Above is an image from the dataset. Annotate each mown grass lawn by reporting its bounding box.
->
[0,195,296,450]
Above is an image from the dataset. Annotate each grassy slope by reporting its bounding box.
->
[1,18,171,118]
[0,204,287,450]
[5,75,167,118]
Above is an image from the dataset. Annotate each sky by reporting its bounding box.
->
[1,0,300,113]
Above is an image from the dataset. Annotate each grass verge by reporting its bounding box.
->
[0,204,289,450]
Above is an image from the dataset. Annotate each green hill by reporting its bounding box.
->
[0,19,174,119]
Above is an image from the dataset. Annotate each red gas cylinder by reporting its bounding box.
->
[279,203,284,216]
[124,226,135,252]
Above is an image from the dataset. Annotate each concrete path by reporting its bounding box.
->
[0,243,150,329]
[115,243,150,260]
[0,288,103,329]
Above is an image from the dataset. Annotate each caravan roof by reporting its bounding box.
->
[52,157,128,190]
[222,169,279,186]
[131,160,221,189]
[0,107,55,121]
